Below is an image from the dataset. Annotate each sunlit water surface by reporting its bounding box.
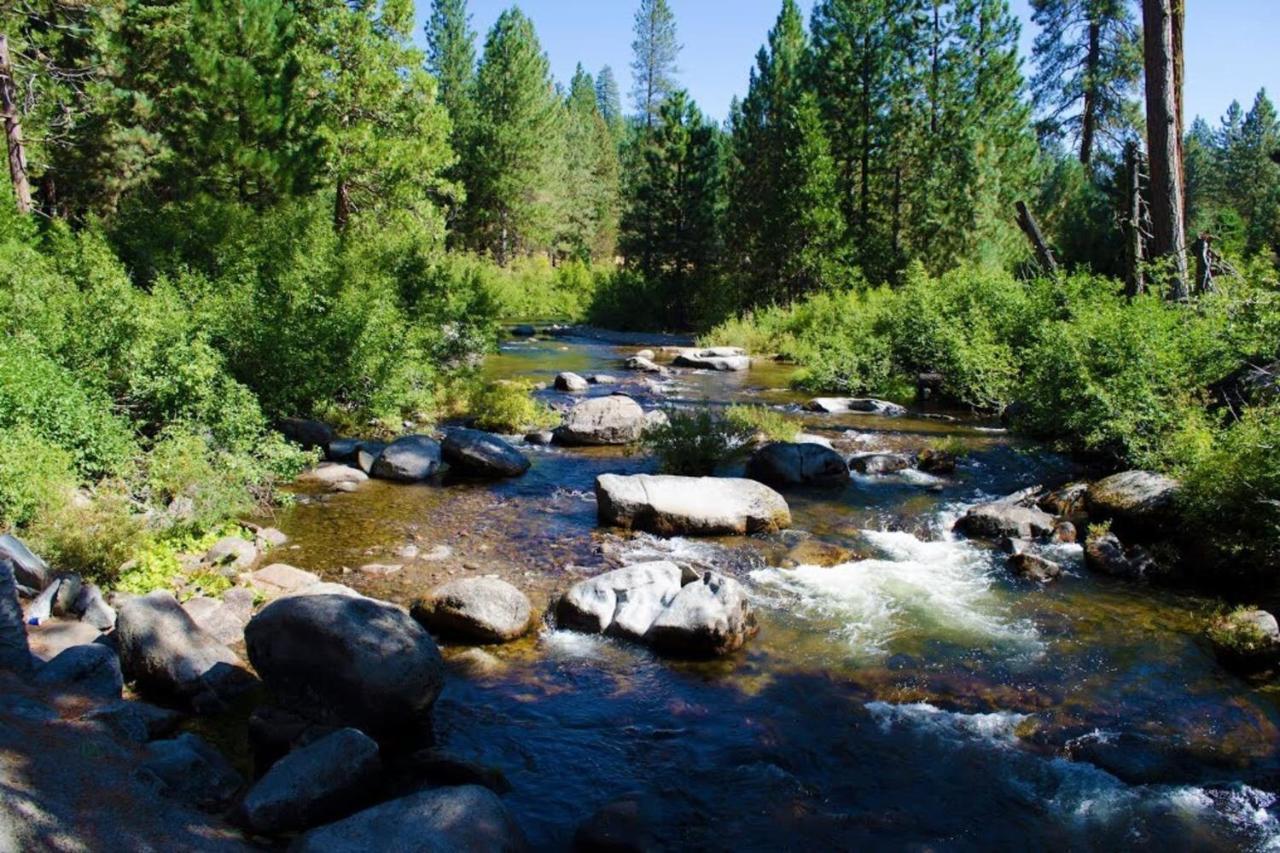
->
[268,332,1280,851]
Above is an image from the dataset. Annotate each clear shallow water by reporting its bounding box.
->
[271,332,1280,850]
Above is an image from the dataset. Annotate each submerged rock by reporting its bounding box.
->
[849,452,915,476]
[1007,553,1062,584]
[292,785,526,853]
[554,396,647,446]
[239,728,382,835]
[115,591,257,712]
[555,372,590,392]
[623,356,667,375]
[746,442,849,488]
[954,501,1056,541]
[245,594,444,736]
[780,538,855,568]
[412,577,534,644]
[442,429,531,479]
[805,397,907,416]
[596,474,791,536]
[371,435,445,482]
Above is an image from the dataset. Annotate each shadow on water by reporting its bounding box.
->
[265,333,1280,850]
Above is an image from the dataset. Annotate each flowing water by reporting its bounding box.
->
[269,331,1280,851]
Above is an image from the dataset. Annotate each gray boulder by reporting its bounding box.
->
[73,583,115,631]
[849,452,915,475]
[1,558,32,673]
[326,438,360,464]
[954,501,1056,541]
[442,429,531,479]
[554,396,647,446]
[293,785,526,853]
[245,594,444,736]
[1209,609,1280,671]
[33,644,123,699]
[1084,532,1159,580]
[746,442,849,488]
[203,537,258,572]
[0,534,51,590]
[299,463,368,487]
[411,577,534,644]
[240,728,382,835]
[356,441,387,474]
[115,591,257,712]
[672,350,750,372]
[596,474,791,536]
[1007,553,1063,583]
[555,372,590,393]
[557,562,683,640]
[250,564,320,598]
[139,733,243,813]
[80,700,181,744]
[1087,470,1180,533]
[623,356,667,375]
[183,593,252,647]
[645,571,757,657]
[588,374,617,385]
[371,435,445,482]
[278,418,335,451]
[805,397,907,416]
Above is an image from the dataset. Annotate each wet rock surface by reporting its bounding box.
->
[596,474,792,536]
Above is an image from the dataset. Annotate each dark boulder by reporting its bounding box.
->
[371,435,445,482]
[1,557,32,674]
[954,501,1056,541]
[0,534,51,591]
[245,594,444,737]
[138,733,243,813]
[1086,471,1180,536]
[33,644,123,699]
[746,442,850,488]
[277,418,335,451]
[442,429,531,479]
[849,452,915,476]
[1007,553,1062,584]
[355,441,387,474]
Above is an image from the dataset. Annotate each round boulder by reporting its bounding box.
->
[554,372,590,393]
[245,594,444,736]
[442,430,531,479]
[747,443,849,488]
[596,474,791,536]
[371,435,444,482]
[554,396,647,446]
[645,571,758,657]
[411,577,534,644]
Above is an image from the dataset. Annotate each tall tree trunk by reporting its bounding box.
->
[1124,141,1148,297]
[0,35,33,215]
[334,179,351,232]
[1015,201,1058,276]
[1141,0,1188,300]
[1080,20,1101,166]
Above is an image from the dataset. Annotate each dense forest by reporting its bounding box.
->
[0,0,1277,589]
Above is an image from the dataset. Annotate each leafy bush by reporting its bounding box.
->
[725,405,801,442]
[643,407,754,476]
[474,254,604,321]
[1179,404,1280,582]
[26,481,150,584]
[0,426,77,530]
[466,380,559,434]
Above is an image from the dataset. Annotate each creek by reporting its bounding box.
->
[270,330,1280,850]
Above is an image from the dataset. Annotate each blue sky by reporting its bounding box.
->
[414,0,1279,127]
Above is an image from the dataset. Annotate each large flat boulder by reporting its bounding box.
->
[245,594,444,736]
[1087,470,1180,534]
[557,562,683,640]
[115,591,257,712]
[954,501,1056,541]
[442,429,531,479]
[554,396,647,446]
[596,474,791,536]
[746,442,849,488]
[805,397,907,416]
[672,349,750,372]
[411,577,534,644]
[371,435,445,482]
[239,728,382,835]
[645,572,757,657]
[293,785,526,853]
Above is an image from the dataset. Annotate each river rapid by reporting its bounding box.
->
[270,330,1280,851]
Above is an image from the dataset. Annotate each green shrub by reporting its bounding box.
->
[467,380,559,434]
[725,405,801,442]
[27,481,150,585]
[0,426,77,530]
[1179,404,1280,581]
[0,337,137,478]
[643,407,754,476]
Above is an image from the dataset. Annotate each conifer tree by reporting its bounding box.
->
[425,0,476,162]
[630,0,680,128]
[620,90,722,326]
[1030,0,1142,166]
[465,8,561,264]
[728,0,845,306]
[595,65,625,139]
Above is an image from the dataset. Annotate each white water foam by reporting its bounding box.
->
[866,700,1027,744]
[750,520,1041,659]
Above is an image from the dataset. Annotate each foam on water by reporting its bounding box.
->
[866,700,1027,744]
[751,518,1041,658]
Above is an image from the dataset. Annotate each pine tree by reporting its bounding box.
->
[559,64,606,260]
[1030,0,1143,166]
[728,0,845,306]
[595,65,625,139]
[620,90,722,327]
[630,0,680,128]
[424,0,476,144]
[296,0,456,232]
[1223,91,1280,260]
[464,8,561,264]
